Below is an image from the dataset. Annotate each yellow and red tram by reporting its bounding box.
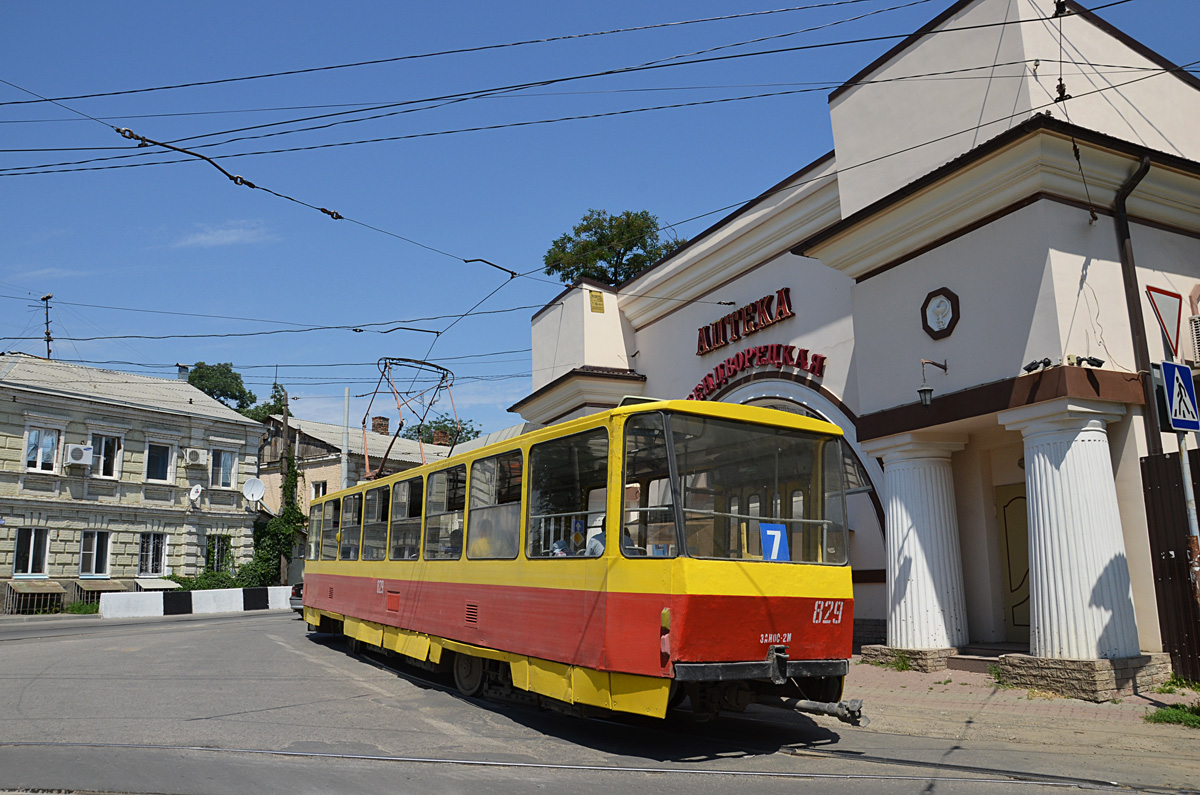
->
[302,399,862,723]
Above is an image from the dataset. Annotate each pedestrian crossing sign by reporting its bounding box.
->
[1162,361,1200,432]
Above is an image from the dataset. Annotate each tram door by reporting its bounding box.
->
[995,484,1030,645]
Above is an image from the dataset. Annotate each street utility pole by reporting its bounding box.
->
[40,294,52,358]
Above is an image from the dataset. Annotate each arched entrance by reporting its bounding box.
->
[712,377,888,636]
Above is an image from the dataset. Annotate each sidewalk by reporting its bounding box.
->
[843,654,1198,752]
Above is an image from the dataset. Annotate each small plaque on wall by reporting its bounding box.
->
[921,287,959,340]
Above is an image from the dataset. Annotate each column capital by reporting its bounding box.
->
[861,432,968,463]
[998,397,1125,436]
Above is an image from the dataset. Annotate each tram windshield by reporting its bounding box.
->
[622,411,848,564]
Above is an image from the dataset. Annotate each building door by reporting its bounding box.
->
[995,483,1030,645]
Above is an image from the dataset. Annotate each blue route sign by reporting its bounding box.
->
[759,522,790,562]
[1162,361,1200,432]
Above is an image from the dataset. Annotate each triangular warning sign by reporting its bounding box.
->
[1170,367,1198,424]
[1147,286,1183,357]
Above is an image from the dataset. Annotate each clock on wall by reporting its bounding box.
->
[921,287,959,340]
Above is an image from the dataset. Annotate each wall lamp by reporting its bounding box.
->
[1067,354,1105,367]
[918,358,948,408]
[1023,357,1053,373]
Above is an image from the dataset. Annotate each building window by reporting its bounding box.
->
[211,450,235,489]
[139,533,166,576]
[91,434,122,478]
[25,428,59,473]
[205,535,231,573]
[312,481,327,500]
[80,531,110,576]
[146,443,172,482]
[14,528,49,576]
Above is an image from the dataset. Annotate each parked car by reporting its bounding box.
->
[289,581,304,614]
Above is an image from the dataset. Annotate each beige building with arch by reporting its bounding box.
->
[511,0,1200,698]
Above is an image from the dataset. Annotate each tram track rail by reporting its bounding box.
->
[329,642,1195,795]
[0,740,1191,792]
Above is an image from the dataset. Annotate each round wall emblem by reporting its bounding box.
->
[921,287,959,340]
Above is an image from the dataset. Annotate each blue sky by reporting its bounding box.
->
[1,1,1193,435]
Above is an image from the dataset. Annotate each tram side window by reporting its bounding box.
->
[527,428,608,557]
[340,493,363,561]
[320,498,340,561]
[467,451,522,560]
[362,485,389,561]
[425,466,466,560]
[822,439,849,565]
[622,413,677,558]
[389,477,423,560]
[307,504,322,560]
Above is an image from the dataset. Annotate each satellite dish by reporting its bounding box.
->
[242,477,266,502]
[188,484,204,502]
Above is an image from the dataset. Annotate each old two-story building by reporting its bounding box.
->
[258,414,447,518]
[0,354,263,613]
[511,0,1200,697]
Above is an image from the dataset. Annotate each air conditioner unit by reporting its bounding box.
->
[65,444,93,466]
[1189,315,1200,365]
[184,447,209,467]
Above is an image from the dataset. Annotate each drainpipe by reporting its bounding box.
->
[1113,156,1161,456]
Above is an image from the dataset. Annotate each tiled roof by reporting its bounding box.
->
[0,352,260,426]
[275,415,449,465]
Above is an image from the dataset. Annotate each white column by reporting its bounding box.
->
[998,399,1139,659]
[862,433,969,649]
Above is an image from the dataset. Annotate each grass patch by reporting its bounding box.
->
[1144,701,1200,729]
[988,663,1017,689]
[1152,674,1199,695]
[866,650,913,671]
[62,601,99,615]
[1025,688,1061,701]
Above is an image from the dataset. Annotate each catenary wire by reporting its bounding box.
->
[4,54,1189,329]
[0,1,1140,163]
[0,1,891,109]
[4,62,1185,129]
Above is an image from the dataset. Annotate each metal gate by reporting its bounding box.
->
[1141,449,1200,681]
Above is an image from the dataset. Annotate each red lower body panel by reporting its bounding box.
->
[305,573,851,678]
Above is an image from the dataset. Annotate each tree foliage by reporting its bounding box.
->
[543,209,686,286]
[241,382,289,423]
[189,362,257,411]
[400,412,482,447]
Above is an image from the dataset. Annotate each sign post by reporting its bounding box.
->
[1162,360,1200,611]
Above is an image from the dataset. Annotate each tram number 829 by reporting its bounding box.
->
[812,600,844,624]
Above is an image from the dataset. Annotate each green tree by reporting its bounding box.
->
[543,209,686,286]
[401,412,482,447]
[189,362,256,411]
[242,382,288,423]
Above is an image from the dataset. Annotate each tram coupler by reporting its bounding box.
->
[758,695,869,726]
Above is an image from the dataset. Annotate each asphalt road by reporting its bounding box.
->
[0,612,1190,794]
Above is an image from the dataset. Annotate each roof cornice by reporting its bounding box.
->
[793,116,1200,279]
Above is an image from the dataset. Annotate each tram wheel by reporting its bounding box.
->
[452,653,486,697]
